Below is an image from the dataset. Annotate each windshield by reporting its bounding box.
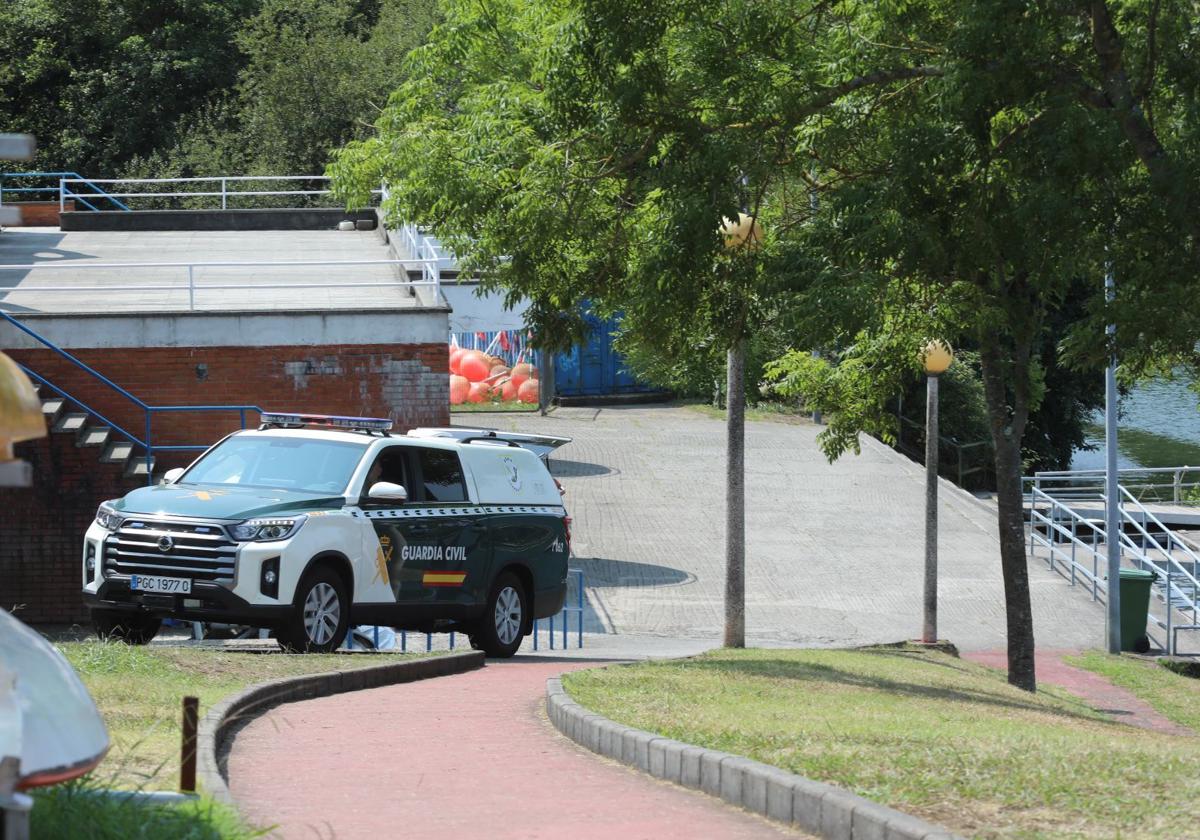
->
[182,435,368,494]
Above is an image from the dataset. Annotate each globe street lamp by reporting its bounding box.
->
[920,339,953,644]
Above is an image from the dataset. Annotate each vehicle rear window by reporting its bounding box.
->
[418,448,467,502]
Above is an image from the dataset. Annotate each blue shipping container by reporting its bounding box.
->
[554,311,657,397]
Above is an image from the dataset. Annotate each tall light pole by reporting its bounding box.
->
[719,211,762,648]
[1104,269,1121,653]
[920,340,953,643]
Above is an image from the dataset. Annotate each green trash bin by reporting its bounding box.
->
[1119,567,1157,653]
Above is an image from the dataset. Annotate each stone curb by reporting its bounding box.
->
[546,678,965,840]
[199,651,484,804]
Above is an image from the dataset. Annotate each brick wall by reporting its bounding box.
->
[0,341,448,625]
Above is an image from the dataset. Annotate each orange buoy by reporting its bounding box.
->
[449,348,466,375]
[518,378,540,404]
[467,381,489,403]
[449,374,469,404]
[500,378,519,401]
[460,351,491,383]
[490,364,510,380]
[510,362,536,389]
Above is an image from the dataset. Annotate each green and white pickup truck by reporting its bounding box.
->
[81,413,571,656]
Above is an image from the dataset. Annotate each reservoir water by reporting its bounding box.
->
[1070,377,1200,470]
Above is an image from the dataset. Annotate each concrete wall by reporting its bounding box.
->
[0,340,449,624]
[443,281,528,332]
[4,309,449,350]
[60,207,377,232]
[0,432,155,625]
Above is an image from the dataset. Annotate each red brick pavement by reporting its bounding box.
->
[227,657,803,839]
[963,649,1192,736]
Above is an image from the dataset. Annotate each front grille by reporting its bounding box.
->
[103,518,237,583]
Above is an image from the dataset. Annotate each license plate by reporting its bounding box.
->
[130,574,192,595]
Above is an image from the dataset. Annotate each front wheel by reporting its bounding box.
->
[469,572,527,658]
[277,566,350,653]
[93,611,161,645]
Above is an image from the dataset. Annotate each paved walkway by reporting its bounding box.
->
[227,658,805,839]
[477,406,1105,652]
[964,649,1193,736]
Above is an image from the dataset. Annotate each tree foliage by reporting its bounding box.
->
[0,0,437,179]
[0,0,255,173]
[334,0,1200,691]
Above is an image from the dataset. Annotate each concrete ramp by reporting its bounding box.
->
[488,405,1104,651]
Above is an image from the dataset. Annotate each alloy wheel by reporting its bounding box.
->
[303,581,340,645]
[494,586,522,645]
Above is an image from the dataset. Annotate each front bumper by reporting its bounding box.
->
[85,577,292,626]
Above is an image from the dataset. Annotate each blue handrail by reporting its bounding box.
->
[1,311,261,482]
[0,171,130,212]
[532,568,585,650]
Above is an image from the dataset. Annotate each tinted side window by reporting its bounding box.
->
[364,447,410,490]
[418,448,467,502]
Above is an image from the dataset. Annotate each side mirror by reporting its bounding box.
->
[367,481,408,502]
[162,468,185,485]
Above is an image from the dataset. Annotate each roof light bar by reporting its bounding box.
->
[261,412,393,432]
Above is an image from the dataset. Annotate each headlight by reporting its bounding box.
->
[95,503,124,531]
[230,516,306,542]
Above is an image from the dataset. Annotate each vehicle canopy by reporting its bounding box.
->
[407,428,571,463]
[457,439,563,506]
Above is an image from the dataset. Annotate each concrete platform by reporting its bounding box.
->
[467,405,1111,654]
[0,227,427,314]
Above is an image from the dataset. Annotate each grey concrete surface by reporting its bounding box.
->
[468,405,1108,652]
[0,308,447,350]
[0,227,427,314]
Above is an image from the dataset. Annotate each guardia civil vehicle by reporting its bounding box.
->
[81,413,572,656]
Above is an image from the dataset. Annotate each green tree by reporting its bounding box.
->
[332,0,847,646]
[768,0,1200,690]
[0,0,256,173]
[334,0,1200,689]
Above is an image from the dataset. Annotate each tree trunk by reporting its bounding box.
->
[724,339,746,647]
[978,335,1037,692]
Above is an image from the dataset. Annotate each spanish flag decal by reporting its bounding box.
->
[423,571,467,587]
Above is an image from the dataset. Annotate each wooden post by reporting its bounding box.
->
[180,696,198,793]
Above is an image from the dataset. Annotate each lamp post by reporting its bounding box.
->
[718,211,762,648]
[920,339,953,644]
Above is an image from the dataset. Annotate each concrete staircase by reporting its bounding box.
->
[38,387,155,480]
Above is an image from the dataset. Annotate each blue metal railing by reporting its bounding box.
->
[345,570,586,652]
[0,171,129,213]
[1,311,260,481]
[532,568,585,650]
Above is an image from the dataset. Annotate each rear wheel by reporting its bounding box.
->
[469,572,527,658]
[277,565,350,653]
[93,611,161,645]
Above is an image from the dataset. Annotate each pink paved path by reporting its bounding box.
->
[227,657,802,839]
[964,649,1192,736]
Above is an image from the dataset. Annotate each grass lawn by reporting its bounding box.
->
[32,782,256,840]
[451,401,537,413]
[1068,651,1200,731]
[57,640,432,791]
[563,646,1200,840]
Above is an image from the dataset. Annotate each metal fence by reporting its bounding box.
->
[1029,466,1200,506]
[57,175,360,211]
[340,569,586,653]
[1028,484,1200,654]
[1,170,129,212]
[894,412,993,489]
[0,257,441,311]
